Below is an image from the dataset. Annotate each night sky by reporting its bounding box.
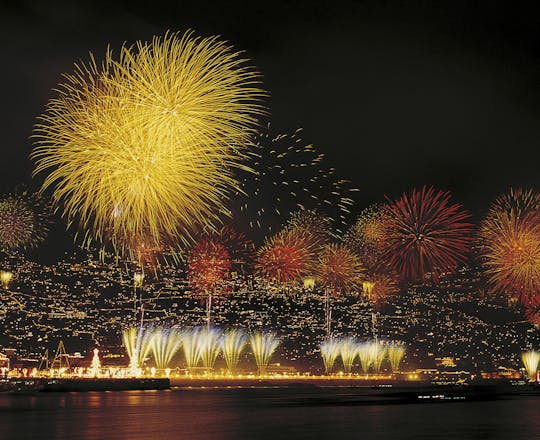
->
[1,0,539,257]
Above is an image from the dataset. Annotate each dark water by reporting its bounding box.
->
[1,387,539,440]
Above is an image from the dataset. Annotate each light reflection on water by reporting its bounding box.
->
[0,388,539,440]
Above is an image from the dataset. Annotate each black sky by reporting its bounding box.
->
[1,0,540,250]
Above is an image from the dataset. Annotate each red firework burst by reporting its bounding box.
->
[257,228,316,284]
[188,237,231,295]
[383,186,473,282]
[217,226,255,274]
[316,243,364,294]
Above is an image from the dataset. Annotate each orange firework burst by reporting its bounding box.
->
[344,204,389,272]
[362,273,399,310]
[256,228,317,284]
[187,237,231,295]
[315,243,364,294]
[383,186,473,282]
[479,208,540,304]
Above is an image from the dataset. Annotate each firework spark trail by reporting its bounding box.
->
[384,186,473,282]
[221,329,248,373]
[150,327,182,370]
[522,350,540,379]
[233,127,358,238]
[387,343,406,372]
[320,338,341,374]
[369,342,387,373]
[32,31,266,256]
[250,332,280,375]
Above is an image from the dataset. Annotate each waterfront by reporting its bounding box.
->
[1,387,539,440]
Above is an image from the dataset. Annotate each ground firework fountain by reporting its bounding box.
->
[522,350,540,380]
[250,332,280,376]
[221,329,247,374]
[320,339,341,374]
[150,328,182,370]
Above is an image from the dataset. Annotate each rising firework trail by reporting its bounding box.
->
[188,237,231,328]
[250,332,280,376]
[316,243,363,338]
[384,186,473,282]
[357,342,372,374]
[221,329,248,373]
[32,31,266,256]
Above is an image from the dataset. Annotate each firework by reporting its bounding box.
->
[363,273,399,311]
[257,228,317,284]
[522,350,540,380]
[316,243,363,338]
[369,342,387,373]
[286,209,332,247]
[387,343,406,372]
[188,237,231,327]
[316,244,363,293]
[198,327,222,370]
[339,337,358,374]
[32,31,265,255]
[221,329,247,373]
[0,192,49,252]
[250,332,280,375]
[231,127,358,238]
[488,188,540,217]
[150,327,182,370]
[383,186,473,281]
[0,271,13,290]
[216,227,256,275]
[344,204,389,271]
[479,189,540,304]
[357,342,372,374]
[181,328,203,372]
[122,326,154,374]
[320,338,341,374]
[525,300,540,328]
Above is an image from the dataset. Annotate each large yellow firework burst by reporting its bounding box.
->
[32,31,266,254]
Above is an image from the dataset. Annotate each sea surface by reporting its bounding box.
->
[0,387,539,440]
